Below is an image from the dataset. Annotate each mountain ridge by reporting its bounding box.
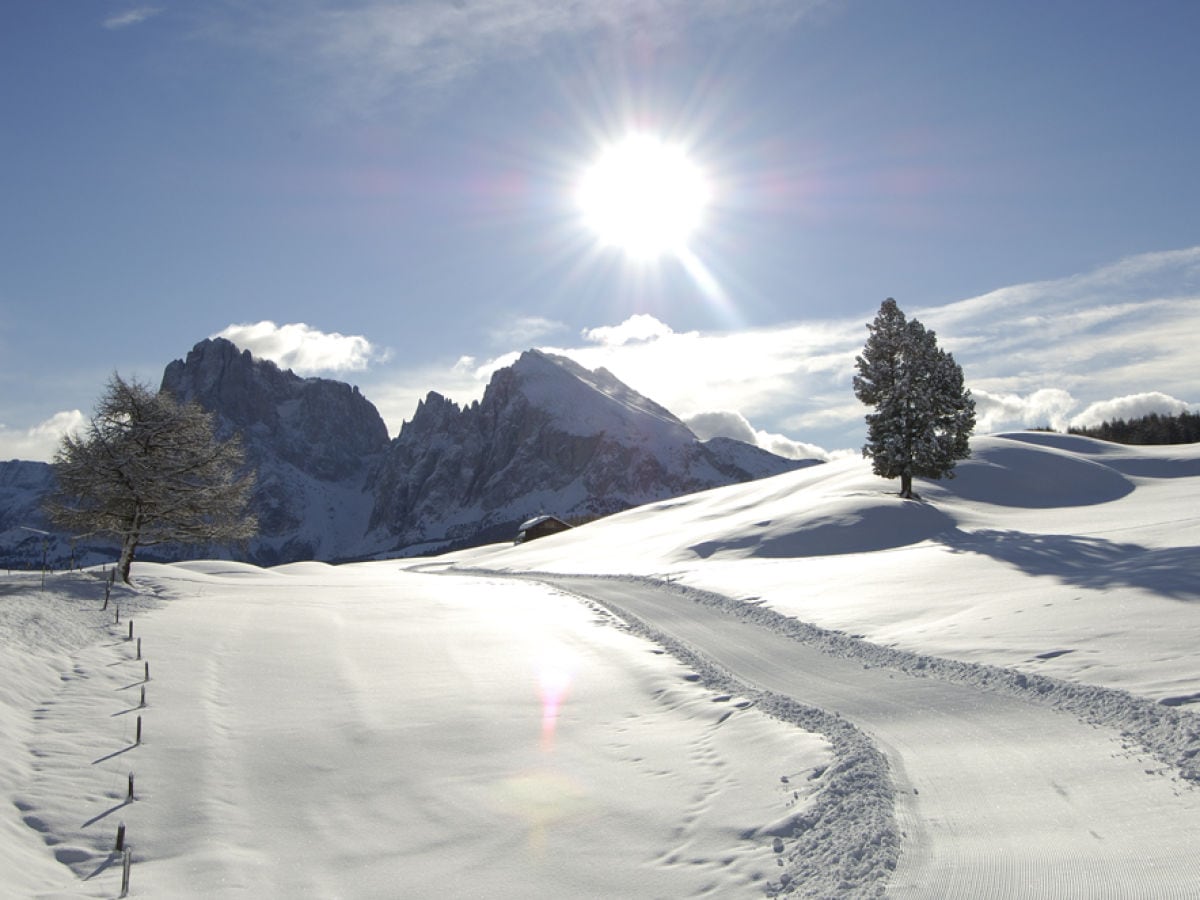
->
[0,340,818,567]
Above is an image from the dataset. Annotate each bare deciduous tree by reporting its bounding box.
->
[46,374,257,582]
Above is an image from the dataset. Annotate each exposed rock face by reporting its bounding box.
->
[366,350,810,551]
[162,338,389,481]
[160,338,391,563]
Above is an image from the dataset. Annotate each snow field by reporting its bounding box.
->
[3,564,831,898]
[0,572,161,898]
[5,431,1199,897]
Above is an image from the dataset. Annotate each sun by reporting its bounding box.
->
[577,134,711,260]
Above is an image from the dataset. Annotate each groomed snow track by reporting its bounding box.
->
[485,571,1200,899]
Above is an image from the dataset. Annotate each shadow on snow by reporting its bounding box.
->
[938,529,1200,601]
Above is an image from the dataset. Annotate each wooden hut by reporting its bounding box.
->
[514,514,572,544]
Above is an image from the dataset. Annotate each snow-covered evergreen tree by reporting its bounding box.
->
[45,374,257,582]
[853,298,975,499]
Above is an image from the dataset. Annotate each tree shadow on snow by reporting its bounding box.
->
[938,529,1200,600]
[691,499,957,559]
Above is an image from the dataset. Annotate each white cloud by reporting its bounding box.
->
[685,409,832,461]
[0,410,86,463]
[972,388,1078,433]
[214,321,382,375]
[1070,392,1192,429]
[103,7,162,30]
[583,313,677,346]
[756,431,836,462]
[685,410,757,444]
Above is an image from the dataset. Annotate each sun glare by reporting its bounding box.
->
[577,134,711,260]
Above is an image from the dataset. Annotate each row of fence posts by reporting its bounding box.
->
[15,563,146,895]
[104,566,146,899]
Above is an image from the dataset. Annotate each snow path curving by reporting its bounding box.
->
[108,565,832,898]
[535,574,1200,898]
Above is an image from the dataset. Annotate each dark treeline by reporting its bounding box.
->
[1069,410,1199,445]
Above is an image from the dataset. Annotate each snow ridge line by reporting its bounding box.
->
[549,571,1200,785]
[462,568,899,899]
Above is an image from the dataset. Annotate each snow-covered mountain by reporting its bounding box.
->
[0,460,62,567]
[0,341,814,566]
[366,349,814,551]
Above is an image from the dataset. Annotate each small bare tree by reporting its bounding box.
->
[45,374,257,582]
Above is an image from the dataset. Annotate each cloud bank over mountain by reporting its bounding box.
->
[212,321,384,374]
[367,246,1196,459]
[2,248,1195,463]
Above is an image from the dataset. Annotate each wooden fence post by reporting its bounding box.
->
[120,847,132,898]
[114,822,126,852]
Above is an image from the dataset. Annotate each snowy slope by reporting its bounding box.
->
[3,431,1198,897]
[467,432,1200,704]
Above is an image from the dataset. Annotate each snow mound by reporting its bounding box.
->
[165,560,274,578]
[269,561,338,576]
[1000,430,1200,478]
[690,496,955,559]
[941,434,1135,507]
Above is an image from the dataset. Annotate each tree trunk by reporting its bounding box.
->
[118,538,135,584]
[899,471,913,499]
[118,528,140,584]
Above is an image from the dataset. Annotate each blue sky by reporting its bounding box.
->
[2,0,1197,462]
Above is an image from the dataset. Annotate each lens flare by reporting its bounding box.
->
[537,648,576,750]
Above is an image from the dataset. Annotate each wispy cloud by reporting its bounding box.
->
[207,0,826,112]
[370,246,1200,457]
[0,410,85,462]
[489,316,567,347]
[214,321,384,375]
[103,7,162,30]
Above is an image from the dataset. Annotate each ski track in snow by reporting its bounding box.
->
[5,565,846,898]
[473,570,1200,898]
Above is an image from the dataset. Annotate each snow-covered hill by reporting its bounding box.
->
[3,431,1197,897]
[462,431,1200,703]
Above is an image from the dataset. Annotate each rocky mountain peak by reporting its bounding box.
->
[162,337,390,481]
[367,349,810,552]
